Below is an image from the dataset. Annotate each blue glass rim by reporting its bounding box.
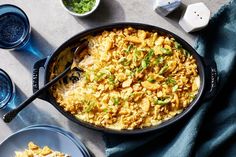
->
[0,68,14,109]
[0,4,31,49]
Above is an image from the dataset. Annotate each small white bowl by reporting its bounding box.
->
[60,0,100,17]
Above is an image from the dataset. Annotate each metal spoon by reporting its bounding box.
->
[3,41,88,123]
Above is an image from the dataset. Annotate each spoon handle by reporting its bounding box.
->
[3,66,71,123]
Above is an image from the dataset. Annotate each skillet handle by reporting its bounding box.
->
[32,57,48,101]
[203,59,219,100]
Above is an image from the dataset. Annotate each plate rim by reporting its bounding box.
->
[0,125,87,156]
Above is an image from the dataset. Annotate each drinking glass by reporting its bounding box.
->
[0,4,31,50]
[0,69,15,109]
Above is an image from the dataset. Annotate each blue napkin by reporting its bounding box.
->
[103,0,236,156]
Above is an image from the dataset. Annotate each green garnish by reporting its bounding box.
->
[154,56,164,65]
[112,97,120,105]
[160,47,173,55]
[173,41,190,56]
[154,98,171,105]
[141,60,147,68]
[147,77,155,83]
[94,72,105,81]
[123,61,131,66]
[125,44,133,53]
[139,49,154,70]
[172,84,178,92]
[135,48,141,54]
[133,48,141,62]
[118,57,127,64]
[136,66,143,73]
[108,75,115,84]
[145,49,154,60]
[63,0,96,14]
[189,93,197,100]
[118,57,130,66]
[159,64,169,75]
[174,41,182,49]
[182,49,190,56]
[84,71,90,81]
[166,77,176,85]
[83,100,96,113]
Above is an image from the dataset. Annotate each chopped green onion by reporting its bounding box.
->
[98,72,105,77]
[146,49,154,59]
[160,47,173,55]
[174,41,182,49]
[108,75,115,84]
[94,72,105,81]
[84,71,90,81]
[154,98,171,105]
[63,0,96,14]
[159,64,169,75]
[189,93,197,100]
[172,85,178,92]
[123,61,131,66]
[139,49,154,71]
[118,57,130,66]
[147,77,155,83]
[154,56,164,65]
[125,44,133,53]
[133,54,137,62]
[141,60,147,68]
[135,48,141,54]
[112,97,120,105]
[166,77,176,85]
[83,100,96,113]
[133,48,141,62]
[182,49,190,56]
[136,66,143,73]
[118,57,127,63]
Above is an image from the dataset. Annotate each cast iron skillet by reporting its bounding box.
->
[32,23,218,134]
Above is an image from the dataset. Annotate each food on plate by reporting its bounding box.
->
[15,142,70,157]
[50,27,200,130]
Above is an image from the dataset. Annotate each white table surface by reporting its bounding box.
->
[0,0,228,156]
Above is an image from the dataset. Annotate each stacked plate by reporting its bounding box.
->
[0,124,91,157]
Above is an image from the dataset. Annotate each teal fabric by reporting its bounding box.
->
[103,0,236,156]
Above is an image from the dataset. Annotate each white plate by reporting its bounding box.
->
[0,127,85,157]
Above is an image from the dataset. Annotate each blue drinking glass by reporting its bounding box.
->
[0,4,31,50]
[0,69,15,109]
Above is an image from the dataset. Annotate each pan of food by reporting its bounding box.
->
[32,23,218,134]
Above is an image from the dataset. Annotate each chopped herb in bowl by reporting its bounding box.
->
[62,0,99,16]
